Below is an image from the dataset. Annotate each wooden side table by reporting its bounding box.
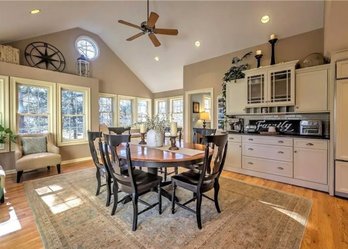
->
[0,165,5,203]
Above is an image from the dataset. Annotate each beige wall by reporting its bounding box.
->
[324,1,348,56]
[153,89,184,99]
[0,62,99,170]
[8,27,153,98]
[183,29,324,127]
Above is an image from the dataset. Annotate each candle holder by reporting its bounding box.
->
[255,54,263,68]
[268,38,278,65]
[139,132,147,145]
[169,136,179,150]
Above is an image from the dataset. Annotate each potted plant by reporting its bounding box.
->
[223,51,252,83]
[0,124,16,149]
[138,114,169,147]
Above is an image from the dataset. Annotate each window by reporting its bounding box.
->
[170,98,184,127]
[137,98,151,122]
[118,96,134,127]
[0,75,9,151]
[58,84,90,145]
[75,36,99,60]
[203,96,211,119]
[155,99,167,120]
[11,77,55,135]
[99,96,114,126]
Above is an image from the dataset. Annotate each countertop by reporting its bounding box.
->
[222,131,330,140]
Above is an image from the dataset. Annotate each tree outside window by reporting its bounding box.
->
[119,99,133,127]
[137,99,149,122]
[99,97,113,126]
[171,98,183,127]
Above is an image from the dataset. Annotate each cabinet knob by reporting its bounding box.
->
[296,106,299,109]
[306,143,314,146]
[248,162,254,165]
[278,140,284,144]
[239,145,242,148]
[278,151,284,154]
[277,167,284,170]
[294,150,297,153]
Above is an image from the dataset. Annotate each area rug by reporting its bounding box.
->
[24,168,312,249]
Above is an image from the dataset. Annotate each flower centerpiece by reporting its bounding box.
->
[0,124,16,149]
[139,114,169,147]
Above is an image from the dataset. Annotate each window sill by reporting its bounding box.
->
[58,140,88,147]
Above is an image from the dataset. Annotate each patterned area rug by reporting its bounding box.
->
[24,168,312,249]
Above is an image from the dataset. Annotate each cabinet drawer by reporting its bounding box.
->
[337,60,348,79]
[242,156,293,177]
[242,143,293,162]
[228,134,242,143]
[294,139,328,150]
[242,135,293,147]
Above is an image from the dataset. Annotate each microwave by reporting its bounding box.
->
[300,120,322,136]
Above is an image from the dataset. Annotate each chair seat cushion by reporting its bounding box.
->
[172,170,213,193]
[16,153,61,171]
[119,169,162,194]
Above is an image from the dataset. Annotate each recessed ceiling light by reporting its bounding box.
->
[154,56,160,61]
[195,41,201,47]
[261,15,270,24]
[30,9,41,15]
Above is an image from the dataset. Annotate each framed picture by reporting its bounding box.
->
[193,102,200,113]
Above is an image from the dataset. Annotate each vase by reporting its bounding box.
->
[146,129,164,147]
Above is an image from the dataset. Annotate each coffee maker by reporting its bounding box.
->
[229,118,244,133]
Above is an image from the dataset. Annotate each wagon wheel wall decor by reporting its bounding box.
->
[24,42,66,72]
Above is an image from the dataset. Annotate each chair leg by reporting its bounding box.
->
[0,194,4,204]
[132,194,138,231]
[174,167,178,175]
[16,171,23,183]
[111,183,118,215]
[47,166,50,171]
[214,180,221,213]
[164,168,167,182]
[171,182,176,214]
[158,184,162,215]
[56,164,61,174]
[95,170,101,196]
[106,175,112,207]
[196,193,203,230]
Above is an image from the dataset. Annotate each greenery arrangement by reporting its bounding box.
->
[138,114,169,133]
[0,124,16,144]
[223,51,252,83]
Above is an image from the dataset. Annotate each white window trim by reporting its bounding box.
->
[154,98,169,116]
[169,96,184,125]
[10,77,56,136]
[0,75,9,152]
[117,95,136,127]
[57,83,90,146]
[136,97,152,123]
[99,93,118,126]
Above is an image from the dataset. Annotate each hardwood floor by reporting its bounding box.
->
[0,161,347,249]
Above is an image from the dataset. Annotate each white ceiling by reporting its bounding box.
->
[0,1,324,93]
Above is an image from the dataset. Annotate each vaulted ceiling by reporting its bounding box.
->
[0,1,324,92]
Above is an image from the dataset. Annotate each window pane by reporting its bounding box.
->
[100,113,113,127]
[137,100,148,122]
[61,89,84,115]
[158,101,166,114]
[18,115,48,134]
[99,97,112,112]
[119,99,132,127]
[62,115,84,140]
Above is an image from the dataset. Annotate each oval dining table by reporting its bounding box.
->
[117,142,207,201]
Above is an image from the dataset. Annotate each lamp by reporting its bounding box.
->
[199,112,210,129]
[77,54,90,77]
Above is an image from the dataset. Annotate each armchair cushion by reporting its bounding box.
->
[16,152,61,171]
[22,136,47,155]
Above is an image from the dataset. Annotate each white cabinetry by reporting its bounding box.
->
[336,79,348,161]
[224,134,242,171]
[245,60,297,107]
[336,60,348,79]
[335,161,348,196]
[294,139,328,184]
[295,65,329,112]
[225,79,246,114]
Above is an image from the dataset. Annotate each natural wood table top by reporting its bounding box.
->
[117,142,206,168]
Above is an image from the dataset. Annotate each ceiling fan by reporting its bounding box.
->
[118,0,178,47]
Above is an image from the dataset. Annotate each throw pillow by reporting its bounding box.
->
[22,137,47,155]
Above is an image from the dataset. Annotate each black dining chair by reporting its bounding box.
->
[171,134,228,229]
[108,126,131,135]
[88,131,113,207]
[100,133,162,231]
[192,128,216,145]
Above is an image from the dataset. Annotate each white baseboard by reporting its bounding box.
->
[61,157,92,165]
[4,169,16,175]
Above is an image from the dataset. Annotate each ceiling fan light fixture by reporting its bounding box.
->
[261,15,270,24]
[30,9,41,15]
[195,41,201,47]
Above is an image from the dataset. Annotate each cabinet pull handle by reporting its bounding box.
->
[278,151,284,154]
[229,137,234,140]
[248,138,254,141]
[248,162,254,165]
[277,167,284,170]
[278,140,284,144]
[306,143,314,146]
[248,148,254,151]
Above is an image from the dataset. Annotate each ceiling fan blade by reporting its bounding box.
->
[154,28,178,36]
[148,33,161,47]
[126,32,145,41]
[147,12,159,28]
[118,20,142,30]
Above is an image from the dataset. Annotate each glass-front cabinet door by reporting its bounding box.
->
[246,73,266,106]
[268,68,295,106]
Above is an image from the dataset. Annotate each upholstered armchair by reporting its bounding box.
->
[15,133,61,183]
